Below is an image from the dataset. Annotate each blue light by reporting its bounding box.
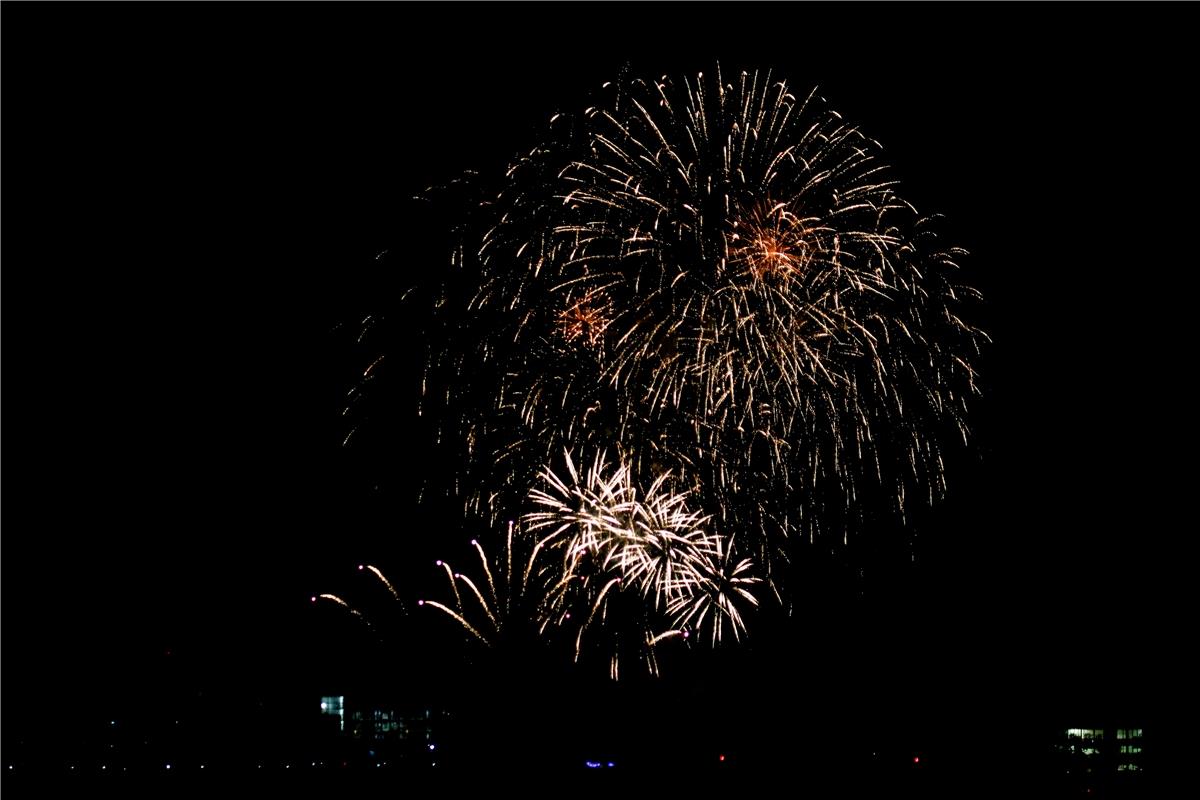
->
[608,762,615,768]
[585,760,602,768]
[428,744,436,751]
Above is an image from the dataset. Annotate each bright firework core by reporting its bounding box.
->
[731,203,818,285]
[557,290,613,348]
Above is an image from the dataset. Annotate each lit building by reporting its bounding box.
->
[1054,726,1144,784]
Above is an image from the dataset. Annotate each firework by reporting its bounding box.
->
[311,561,414,642]
[666,534,760,646]
[421,521,533,647]
[426,451,757,677]
[346,66,984,674]
[525,450,720,610]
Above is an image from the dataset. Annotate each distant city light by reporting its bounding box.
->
[719,754,725,762]
[358,565,364,570]
[913,757,920,764]
[428,744,436,751]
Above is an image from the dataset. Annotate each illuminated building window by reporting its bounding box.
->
[1116,728,1143,740]
[319,696,345,732]
[1066,728,1103,741]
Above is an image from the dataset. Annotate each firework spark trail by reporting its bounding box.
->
[312,593,376,633]
[422,519,563,649]
[361,564,402,603]
[418,598,487,644]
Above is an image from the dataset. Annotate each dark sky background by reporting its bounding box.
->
[3,3,1190,769]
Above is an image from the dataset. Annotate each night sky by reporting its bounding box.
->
[3,3,1190,781]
